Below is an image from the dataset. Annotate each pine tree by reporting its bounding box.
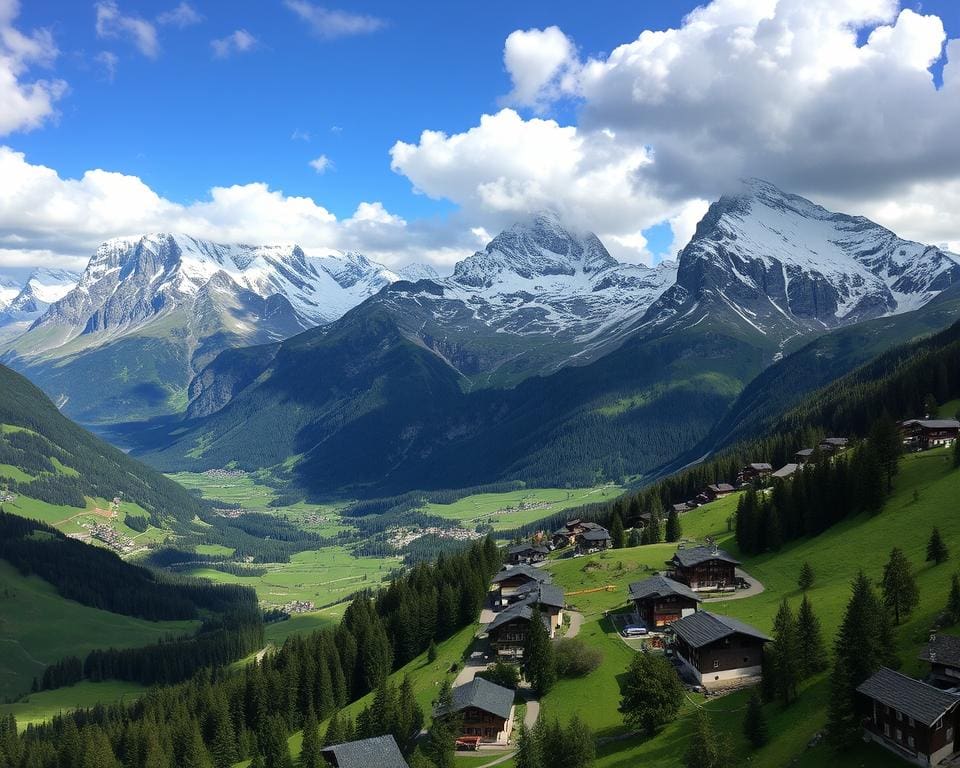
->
[870,416,902,491]
[628,528,642,547]
[954,436,960,468]
[299,710,321,768]
[927,527,950,565]
[797,561,814,591]
[427,640,438,663]
[743,691,768,748]
[827,571,897,748]
[610,511,627,549]
[618,652,683,735]
[881,547,920,625]
[684,709,733,768]
[771,599,800,704]
[796,595,827,678]
[514,722,543,768]
[561,714,595,768]
[323,712,344,748]
[525,608,557,696]
[665,508,681,543]
[647,509,663,544]
[946,574,960,625]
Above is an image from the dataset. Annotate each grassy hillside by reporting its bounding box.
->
[0,362,205,527]
[0,560,197,700]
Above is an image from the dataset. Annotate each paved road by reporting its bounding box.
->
[564,610,583,639]
[702,568,765,602]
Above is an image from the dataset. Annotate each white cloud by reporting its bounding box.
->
[290,128,311,141]
[95,50,118,82]
[0,0,66,136]
[308,154,332,173]
[284,0,385,40]
[0,146,475,273]
[157,2,202,28]
[95,1,159,58]
[502,26,579,111]
[211,29,257,59]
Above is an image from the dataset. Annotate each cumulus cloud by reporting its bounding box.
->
[0,146,474,273]
[211,29,257,59]
[390,0,960,261]
[0,0,66,136]
[308,154,332,173]
[157,2,202,28]
[95,1,159,58]
[95,50,118,82]
[284,1,385,40]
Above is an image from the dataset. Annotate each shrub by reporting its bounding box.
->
[555,638,603,678]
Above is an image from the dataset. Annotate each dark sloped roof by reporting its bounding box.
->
[707,483,736,493]
[508,543,549,555]
[628,574,701,604]
[579,528,611,541]
[857,667,960,726]
[527,582,565,609]
[486,602,533,633]
[795,448,814,457]
[903,419,960,429]
[321,736,409,768]
[771,463,799,479]
[670,611,770,648]
[670,545,740,568]
[491,564,552,584]
[439,677,515,720]
[919,634,960,668]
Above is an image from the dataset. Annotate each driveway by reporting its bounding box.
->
[563,610,583,639]
[701,568,765,602]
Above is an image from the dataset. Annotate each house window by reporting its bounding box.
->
[896,711,902,721]
[896,729,902,742]
[948,727,954,741]
[908,736,915,749]
[884,723,891,737]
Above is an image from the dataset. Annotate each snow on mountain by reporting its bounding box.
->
[397,263,441,282]
[0,275,19,310]
[640,178,960,345]
[0,269,81,323]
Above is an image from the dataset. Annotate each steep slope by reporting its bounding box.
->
[0,268,81,342]
[0,362,205,526]
[0,235,402,423]
[0,274,20,309]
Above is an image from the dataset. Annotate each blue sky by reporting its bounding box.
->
[3,1,960,274]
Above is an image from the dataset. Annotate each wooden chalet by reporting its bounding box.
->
[920,632,960,689]
[794,448,814,464]
[486,583,565,656]
[771,463,799,480]
[628,574,701,629]
[738,463,773,484]
[818,436,850,453]
[901,420,960,451]
[512,582,565,634]
[551,519,585,548]
[666,545,740,591]
[320,736,409,768]
[575,524,611,554]
[858,667,960,767]
[672,502,694,514]
[436,678,515,745]
[506,543,549,565]
[491,564,551,607]
[704,483,736,501]
[669,611,769,689]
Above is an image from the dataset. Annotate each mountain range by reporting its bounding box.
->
[0,268,81,342]
[3,178,960,496]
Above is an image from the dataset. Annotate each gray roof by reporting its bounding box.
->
[491,564,552,585]
[920,634,960,668]
[514,581,565,609]
[857,667,960,726]
[670,611,770,648]
[321,736,409,768]
[903,419,960,429]
[820,437,849,445]
[795,448,814,457]
[707,483,736,493]
[439,677,514,720]
[486,602,534,633]
[672,503,692,512]
[508,543,549,556]
[771,463,799,479]
[628,574,701,604]
[747,463,773,471]
[579,527,611,542]
[670,545,740,568]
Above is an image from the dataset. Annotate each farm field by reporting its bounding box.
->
[186,545,401,608]
[424,485,623,533]
[0,560,197,700]
[0,681,147,731]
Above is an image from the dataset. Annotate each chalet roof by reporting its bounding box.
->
[491,564,552,585]
[747,463,773,471]
[628,574,701,604]
[321,736,409,768]
[579,527,611,542]
[902,419,960,430]
[670,611,770,649]
[771,463,799,479]
[486,602,534,634]
[507,543,549,556]
[795,448,814,457]
[669,545,740,568]
[439,678,514,721]
[820,437,849,446]
[707,483,736,493]
[857,667,960,727]
[919,633,960,669]
[672,503,692,513]
[515,581,565,609]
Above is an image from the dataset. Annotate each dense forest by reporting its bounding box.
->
[1,537,501,768]
[0,363,205,526]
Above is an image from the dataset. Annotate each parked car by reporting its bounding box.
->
[622,626,648,637]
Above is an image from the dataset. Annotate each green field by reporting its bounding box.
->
[0,560,197,700]
[187,545,401,608]
[0,681,147,731]
[424,485,623,532]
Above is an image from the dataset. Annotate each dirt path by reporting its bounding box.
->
[564,610,583,639]
[701,568,765,602]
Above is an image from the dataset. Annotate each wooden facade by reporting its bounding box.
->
[901,420,960,451]
[669,611,769,689]
[667,546,740,591]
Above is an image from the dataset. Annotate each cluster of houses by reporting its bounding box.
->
[487,564,566,658]
[857,631,960,766]
[550,519,612,555]
[900,419,960,452]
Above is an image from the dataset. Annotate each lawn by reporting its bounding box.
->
[0,560,197,700]
[0,681,147,731]
[424,485,623,533]
[537,447,960,767]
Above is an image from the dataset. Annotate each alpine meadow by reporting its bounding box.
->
[5,2,960,768]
